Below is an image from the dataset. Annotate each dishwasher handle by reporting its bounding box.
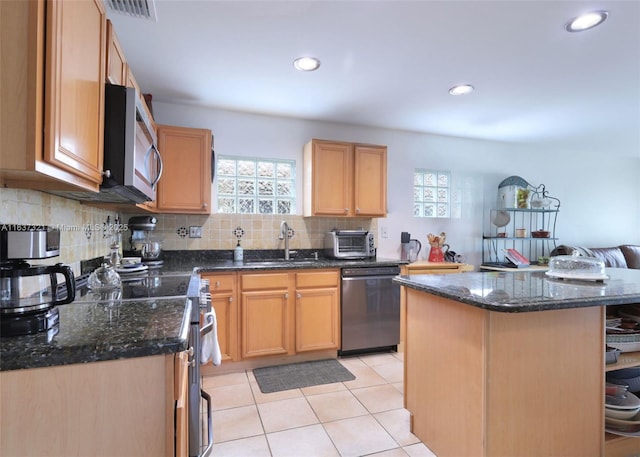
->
[341,274,399,282]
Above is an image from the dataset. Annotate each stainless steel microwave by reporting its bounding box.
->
[324,229,376,259]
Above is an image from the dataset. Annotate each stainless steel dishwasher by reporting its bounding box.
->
[340,266,401,355]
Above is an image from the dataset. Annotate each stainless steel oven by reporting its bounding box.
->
[187,276,213,457]
[340,266,401,354]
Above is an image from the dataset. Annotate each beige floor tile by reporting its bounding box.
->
[403,442,438,457]
[351,384,404,413]
[250,380,304,404]
[323,415,399,457]
[372,361,404,383]
[212,405,264,443]
[247,370,257,382]
[393,352,404,362]
[374,409,421,446]
[393,381,404,394]
[305,390,368,422]
[267,424,340,457]
[370,448,410,457]
[210,382,255,411]
[359,353,400,367]
[203,371,249,389]
[257,397,319,433]
[210,435,271,457]
[342,364,389,389]
[301,381,347,396]
[338,356,368,370]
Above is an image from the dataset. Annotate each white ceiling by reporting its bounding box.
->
[107,1,640,152]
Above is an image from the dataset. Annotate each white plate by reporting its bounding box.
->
[545,271,609,281]
[115,265,148,274]
[607,341,640,353]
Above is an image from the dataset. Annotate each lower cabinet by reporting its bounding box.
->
[295,270,340,352]
[0,353,185,457]
[203,272,239,362]
[241,272,293,358]
[205,269,340,361]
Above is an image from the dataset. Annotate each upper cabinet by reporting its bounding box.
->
[0,0,107,192]
[106,20,127,86]
[303,139,387,217]
[155,125,212,214]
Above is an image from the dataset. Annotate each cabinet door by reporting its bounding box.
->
[353,145,387,217]
[106,20,126,85]
[174,351,189,457]
[307,140,353,216]
[241,290,292,358]
[212,292,238,361]
[44,0,106,187]
[296,287,340,352]
[156,125,212,214]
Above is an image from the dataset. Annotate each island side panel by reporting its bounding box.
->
[485,305,604,457]
[0,355,171,457]
[405,288,487,457]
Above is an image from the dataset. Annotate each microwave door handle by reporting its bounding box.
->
[151,145,163,189]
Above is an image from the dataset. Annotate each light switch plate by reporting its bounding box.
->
[381,226,388,238]
[189,226,202,238]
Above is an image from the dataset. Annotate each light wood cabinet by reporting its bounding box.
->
[303,139,387,217]
[156,125,212,214]
[203,272,239,362]
[295,270,340,352]
[241,273,294,358]
[174,351,189,457]
[0,354,184,457]
[1,0,106,192]
[106,20,127,85]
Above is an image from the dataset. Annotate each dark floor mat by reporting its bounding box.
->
[253,359,355,393]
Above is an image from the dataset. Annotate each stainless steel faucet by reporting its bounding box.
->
[279,220,290,260]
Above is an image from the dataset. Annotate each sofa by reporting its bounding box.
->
[550,244,640,269]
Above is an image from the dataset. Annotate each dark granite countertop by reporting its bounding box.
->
[0,297,191,372]
[395,268,640,312]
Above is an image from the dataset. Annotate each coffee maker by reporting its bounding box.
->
[128,216,163,267]
[0,225,76,336]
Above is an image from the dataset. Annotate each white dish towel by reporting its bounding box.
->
[200,310,222,366]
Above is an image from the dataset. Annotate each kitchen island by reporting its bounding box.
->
[395,268,640,457]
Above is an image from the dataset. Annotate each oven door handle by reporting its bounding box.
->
[200,314,214,337]
[200,389,213,457]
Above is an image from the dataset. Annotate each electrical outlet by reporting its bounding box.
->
[381,226,388,238]
[189,226,202,238]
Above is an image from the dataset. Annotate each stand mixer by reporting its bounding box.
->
[128,216,163,267]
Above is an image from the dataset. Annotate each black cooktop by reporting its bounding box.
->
[73,273,193,302]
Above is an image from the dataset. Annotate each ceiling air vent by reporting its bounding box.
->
[106,0,158,21]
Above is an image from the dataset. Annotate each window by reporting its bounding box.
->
[414,169,450,218]
[217,156,296,214]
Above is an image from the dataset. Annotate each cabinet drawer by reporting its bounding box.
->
[206,274,236,293]
[296,270,339,288]
[241,273,289,291]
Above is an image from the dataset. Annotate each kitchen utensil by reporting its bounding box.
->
[141,240,162,261]
[427,232,447,262]
[515,228,527,238]
[408,239,421,262]
[491,210,511,228]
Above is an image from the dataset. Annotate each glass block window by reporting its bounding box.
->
[414,169,451,218]
[217,156,296,214]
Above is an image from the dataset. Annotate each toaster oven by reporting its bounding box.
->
[324,230,375,259]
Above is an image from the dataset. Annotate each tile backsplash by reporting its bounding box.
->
[123,212,377,252]
[0,188,120,274]
[1,188,379,270]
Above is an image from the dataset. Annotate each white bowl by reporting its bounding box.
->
[606,390,640,409]
[606,406,640,420]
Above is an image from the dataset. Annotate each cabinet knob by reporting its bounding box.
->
[102,169,111,178]
[215,281,221,288]
[284,293,289,299]
[356,207,360,213]
[228,297,233,303]
[296,293,301,299]
[203,202,208,208]
[344,208,349,213]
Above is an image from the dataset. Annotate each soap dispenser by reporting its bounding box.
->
[234,239,244,263]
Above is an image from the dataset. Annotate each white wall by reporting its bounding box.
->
[153,101,640,266]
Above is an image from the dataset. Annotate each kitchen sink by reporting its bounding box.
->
[244,259,320,266]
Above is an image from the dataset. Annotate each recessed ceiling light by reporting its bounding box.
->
[293,57,320,72]
[565,11,608,32]
[449,84,474,96]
